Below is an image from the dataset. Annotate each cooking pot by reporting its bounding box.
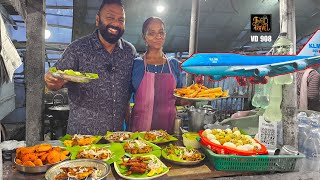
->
[186,105,217,132]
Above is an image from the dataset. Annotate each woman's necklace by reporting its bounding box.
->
[145,53,166,73]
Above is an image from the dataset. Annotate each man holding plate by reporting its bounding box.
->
[44,0,136,135]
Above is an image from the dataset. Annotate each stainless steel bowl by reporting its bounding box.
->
[14,157,59,174]
[14,147,70,174]
[45,159,111,180]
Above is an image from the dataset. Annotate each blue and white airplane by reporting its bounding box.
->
[181,29,320,86]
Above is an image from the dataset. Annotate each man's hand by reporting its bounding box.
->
[44,71,67,91]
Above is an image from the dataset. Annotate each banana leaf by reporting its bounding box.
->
[137,132,178,144]
[59,134,102,147]
[68,143,125,164]
[122,140,162,158]
[114,155,169,178]
[50,67,99,79]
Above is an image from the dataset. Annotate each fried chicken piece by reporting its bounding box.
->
[23,161,35,166]
[33,159,43,166]
[47,150,61,164]
[36,144,52,152]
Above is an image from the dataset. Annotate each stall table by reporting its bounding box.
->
[2,139,319,180]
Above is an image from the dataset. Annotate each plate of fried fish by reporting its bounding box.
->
[114,155,169,180]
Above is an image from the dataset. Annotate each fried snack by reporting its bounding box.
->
[174,84,229,99]
[76,147,112,161]
[63,134,97,147]
[47,150,61,164]
[55,166,98,180]
[15,144,70,167]
[144,130,170,141]
[119,156,151,175]
[34,159,43,166]
[23,161,35,167]
[35,144,52,152]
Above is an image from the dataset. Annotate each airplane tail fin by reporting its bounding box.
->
[297,29,320,56]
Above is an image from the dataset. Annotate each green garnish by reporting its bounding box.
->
[50,67,99,79]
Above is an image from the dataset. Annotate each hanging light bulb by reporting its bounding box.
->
[156,4,165,13]
[45,29,51,39]
[45,22,51,39]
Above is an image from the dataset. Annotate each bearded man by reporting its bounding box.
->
[45,0,136,135]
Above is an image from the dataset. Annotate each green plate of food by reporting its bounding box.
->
[114,154,169,180]
[138,130,178,144]
[60,134,102,147]
[50,67,99,83]
[68,143,125,165]
[161,144,205,165]
[122,140,162,158]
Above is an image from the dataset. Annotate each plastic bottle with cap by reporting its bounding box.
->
[263,79,282,121]
[272,32,294,85]
[301,118,320,171]
[297,112,311,153]
[252,77,272,108]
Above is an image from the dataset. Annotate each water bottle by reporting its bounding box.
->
[301,119,320,171]
[272,32,294,85]
[297,112,311,152]
[252,77,271,108]
[263,80,282,121]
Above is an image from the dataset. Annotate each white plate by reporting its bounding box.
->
[114,154,169,180]
[52,72,92,83]
[174,94,229,101]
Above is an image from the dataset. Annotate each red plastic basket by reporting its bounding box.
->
[199,130,268,156]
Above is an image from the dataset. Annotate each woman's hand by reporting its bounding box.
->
[44,71,67,91]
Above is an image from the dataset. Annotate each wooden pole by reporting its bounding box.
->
[279,0,298,148]
[25,0,45,146]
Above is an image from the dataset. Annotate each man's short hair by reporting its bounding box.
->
[98,0,123,14]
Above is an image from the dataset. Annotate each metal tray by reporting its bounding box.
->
[161,146,205,166]
[45,159,111,180]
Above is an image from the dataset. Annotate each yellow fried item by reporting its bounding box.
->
[15,159,23,165]
[35,152,47,157]
[60,153,67,161]
[77,137,95,146]
[47,150,61,164]
[33,159,43,166]
[61,150,70,156]
[40,153,49,162]
[53,146,61,152]
[222,90,229,97]
[21,153,37,162]
[175,84,228,99]
[23,161,35,166]
[36,143,52,152]
[63,140,73,147]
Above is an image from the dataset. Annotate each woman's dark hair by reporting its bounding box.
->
[98,0,123,14]
[142,17,165,36]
